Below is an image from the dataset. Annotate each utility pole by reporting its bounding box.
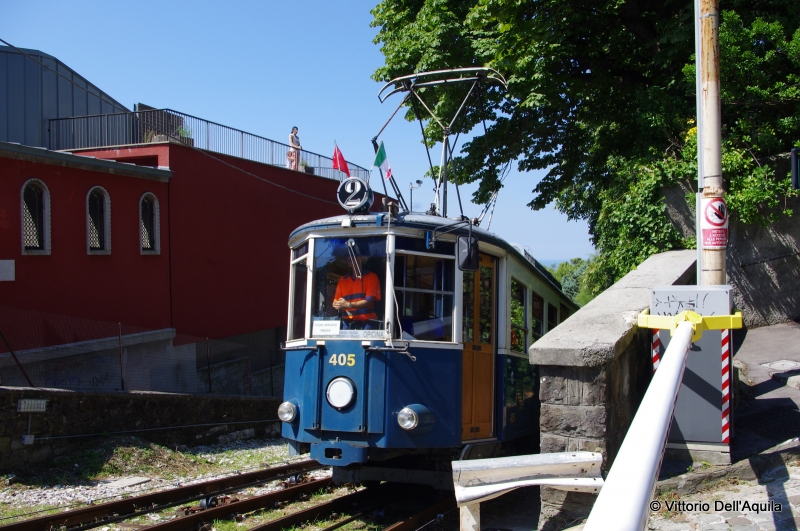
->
[698,0,728,285]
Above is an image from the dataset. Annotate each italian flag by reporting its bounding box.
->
[373,141,393,181]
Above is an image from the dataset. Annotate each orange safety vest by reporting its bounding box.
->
[334,272,381,321]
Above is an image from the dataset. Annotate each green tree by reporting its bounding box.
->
[371,0,800,290]
[547,257,594,306]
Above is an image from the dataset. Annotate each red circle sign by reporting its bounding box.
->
[704,198,727,227]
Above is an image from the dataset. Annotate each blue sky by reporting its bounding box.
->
[2,0,594,263]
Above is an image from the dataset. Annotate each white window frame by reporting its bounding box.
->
[86,186,111,255]
[20,179,51,256]
[139,192,160,255]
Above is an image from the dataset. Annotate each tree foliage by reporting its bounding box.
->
[547,257,594,306]
[371,0,800,289]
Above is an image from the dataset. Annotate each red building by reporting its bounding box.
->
[0,46,376,395]
[0,138,366,393]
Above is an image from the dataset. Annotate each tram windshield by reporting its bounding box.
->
[310,236,388,339]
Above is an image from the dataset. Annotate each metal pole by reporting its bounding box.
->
[584,320,695,531]
[442,135,449,218]
[695,0,704,284]
[699,0,726,285]
[206,338,212,394]
[0,330,35,387]
[118,323,125,391]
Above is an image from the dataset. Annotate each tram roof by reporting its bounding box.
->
[290,212,575,310]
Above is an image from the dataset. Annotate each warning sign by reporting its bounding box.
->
[701,197,728,249]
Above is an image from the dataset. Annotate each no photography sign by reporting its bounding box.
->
[701,197,728,249]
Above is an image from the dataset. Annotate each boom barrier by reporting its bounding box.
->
[583,310,741,531]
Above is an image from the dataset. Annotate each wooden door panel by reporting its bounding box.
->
[462,350,474,425]
[462,253,495,441]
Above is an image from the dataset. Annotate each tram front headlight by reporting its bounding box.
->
[326,377,356,409]
[397,407,419,430]
[278,401,297,423]
[397,404,435,433]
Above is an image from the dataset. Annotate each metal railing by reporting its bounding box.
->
[49,108,370,182]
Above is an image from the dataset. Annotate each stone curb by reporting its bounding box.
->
[560,438,800,531]
[772,370,800,390]
[654,437,800,497]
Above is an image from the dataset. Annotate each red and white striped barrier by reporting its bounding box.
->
[652,329,661,372]
[721,329,731,443]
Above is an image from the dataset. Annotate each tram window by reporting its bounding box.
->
[561,304,570,322]
[289,260,308,340]
[479,265,493,344]
[547,303,558,331]
[510,279,527,353]
[292,242,308,260]
[310,236,387,339]
[463,276,474,343]
[394,253,454,342]
[531,292,544,340]
[395,236,455,256]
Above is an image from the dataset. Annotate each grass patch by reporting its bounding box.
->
[3,436,290,488]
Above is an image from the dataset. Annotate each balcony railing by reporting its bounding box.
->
[49,108,369,182]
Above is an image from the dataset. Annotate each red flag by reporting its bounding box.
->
[332,143,351,177]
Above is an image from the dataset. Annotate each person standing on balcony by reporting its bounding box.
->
[289,126,301,170]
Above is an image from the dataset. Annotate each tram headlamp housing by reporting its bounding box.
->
[326,377,356,410]
[397,404,435,433]
[278,401,298,423]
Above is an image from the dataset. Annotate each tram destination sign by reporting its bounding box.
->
[337,177,374,213]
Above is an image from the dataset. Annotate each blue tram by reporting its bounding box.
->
[278,182,577,487]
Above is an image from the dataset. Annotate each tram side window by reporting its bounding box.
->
[531,292,544,340]
[394,252,454,342]
[289,254,308,341]
[510,279,527,352]
[547,303,558,331]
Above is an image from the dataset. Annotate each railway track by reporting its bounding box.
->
[3,459,459,531]
[153,480,456,531]
[0,459,324,531]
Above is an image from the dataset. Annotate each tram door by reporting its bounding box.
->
[462,253,496,440]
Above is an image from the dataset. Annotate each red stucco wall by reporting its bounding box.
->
[3,142,378,344]
[78,144,348,339]
[0,156,172,335]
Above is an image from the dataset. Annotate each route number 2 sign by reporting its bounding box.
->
[701,197,728,249]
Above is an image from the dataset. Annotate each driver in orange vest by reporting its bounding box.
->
[332,254,381,329]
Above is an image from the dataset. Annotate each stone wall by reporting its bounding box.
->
[664,184,800,327]
[530,250,697,530]
[0,386,282,471]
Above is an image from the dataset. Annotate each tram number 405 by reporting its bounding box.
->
[329,353,356,367]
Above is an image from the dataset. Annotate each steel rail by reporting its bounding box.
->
[383,497,456,531]
[143,477,334,531]
[583,320,695,531]
[244,483,385,531]
[0,460,322,531]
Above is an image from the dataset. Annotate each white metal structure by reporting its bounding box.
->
[583,320,695,531]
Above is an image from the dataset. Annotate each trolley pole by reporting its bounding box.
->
[698,0,727,285]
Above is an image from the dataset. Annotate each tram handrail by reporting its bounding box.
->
[583,320,695,531]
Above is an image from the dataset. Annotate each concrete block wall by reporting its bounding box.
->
[664,183,800,327]
[530,250,697,529]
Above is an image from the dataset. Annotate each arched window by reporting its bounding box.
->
[87,187,111,254]
[21,179,50,254]
[139,193,160,254]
